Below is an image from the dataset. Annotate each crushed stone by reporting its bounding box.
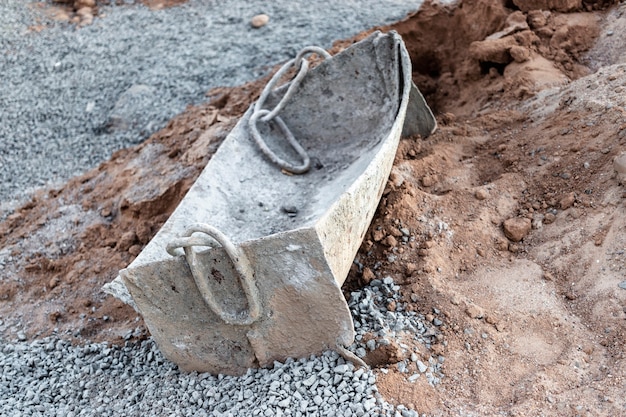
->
[0,274,438,416]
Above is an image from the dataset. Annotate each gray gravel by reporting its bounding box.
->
[0,0,421,216]
[0,280,435,417]
[347,277,444,386]
[0,338,387,417]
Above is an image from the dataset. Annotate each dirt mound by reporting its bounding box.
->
[354,70,626,415]
[340,0,626,414]
[387,0,606,114]
[2,0,626,414]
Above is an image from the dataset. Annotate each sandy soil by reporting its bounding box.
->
[2,0,626,415]
[32,0,188,28]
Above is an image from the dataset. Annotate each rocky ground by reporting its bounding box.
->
[2,0,626,415]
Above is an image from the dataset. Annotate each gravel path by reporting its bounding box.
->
[0,0,421,215]
[1,277,436,416]
[1,1,434,416]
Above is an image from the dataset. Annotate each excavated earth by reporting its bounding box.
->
[2,0,626,415]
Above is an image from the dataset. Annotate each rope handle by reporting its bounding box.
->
[249,46,331,174]
[166,223,261,326]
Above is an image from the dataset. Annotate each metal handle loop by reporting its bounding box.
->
[166,223,261,326]
[249,109,311,174]
[254,58,308,122]
[249,46,331,174]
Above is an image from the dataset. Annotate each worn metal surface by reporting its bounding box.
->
[402,81,438,138]
[105,31,436,375]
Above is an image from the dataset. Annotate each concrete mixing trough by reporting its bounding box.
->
[104,31,436,375]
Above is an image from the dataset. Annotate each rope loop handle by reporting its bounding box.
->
[249,46,331,174]
[166,223,261,326]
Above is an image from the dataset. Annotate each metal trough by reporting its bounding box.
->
[104,31,436,375]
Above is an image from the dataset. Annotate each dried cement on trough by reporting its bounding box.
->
[106,32,435,375]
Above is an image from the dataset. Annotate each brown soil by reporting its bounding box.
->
[34,0,188,29]
[3,0,626,415]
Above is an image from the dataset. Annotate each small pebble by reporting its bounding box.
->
[333,364,350,374]
[614,153,626,174]
[302,375,316,387]
[544,212,556,224]
[421,175,437,187]
[251,14,270,28]
[503,217,532,242]
[474,189,488,200]
[559,193,575,210]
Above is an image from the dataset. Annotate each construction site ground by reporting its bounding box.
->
[1,0,626,415]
